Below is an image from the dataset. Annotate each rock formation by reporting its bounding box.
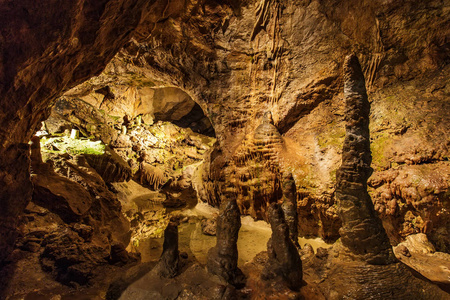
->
[207,190,245,288]
[156,218,180,278]
[301,54,449,300]
[393,233,450,289]
[84,148,132,183]
[262,203,303,291]
[29,136,43,169]
[253,111,284,164]
[0,0,449,298]
[136,162,168,190]
[335,54,396,265]
[24,147,134,286]
[230,111,284,220]
[1,0,449,264]
[0,0,155,263]
[280,172,300,248]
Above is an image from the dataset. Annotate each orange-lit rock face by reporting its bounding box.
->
[0,0,172,262]
[0,0,449,264]
[111,0,449,246]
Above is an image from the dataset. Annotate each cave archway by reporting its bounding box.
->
[8,79,218,294]
[1,0,450,298]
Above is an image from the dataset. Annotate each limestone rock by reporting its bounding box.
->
[207,194,245,288]
[40,228,110,286]
[280,172,300,248]
[84,147,132,183]
[394,233,450,287]
[47,98,119,144]
[201,218,217,236]
[136,162,168,190]
[262,203,303,291]
[156,219,181,278]
[335,54,395,265]
[31,163,93,223]
[1,0,449,266]
[369,163,450,252]
[229,111,284,220]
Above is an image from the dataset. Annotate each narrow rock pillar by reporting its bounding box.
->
[207,190,245,288]
[262,203,303,291]
[335,54,396,264]
[157,217,180,278]
[280,172,300,248]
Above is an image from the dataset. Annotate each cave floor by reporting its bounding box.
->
[2,200,332,300]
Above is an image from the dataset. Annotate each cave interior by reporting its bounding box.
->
[0,0,449,299]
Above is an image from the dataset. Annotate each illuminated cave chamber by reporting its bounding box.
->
[23,79,217,288]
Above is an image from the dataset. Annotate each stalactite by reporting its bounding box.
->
[363,18,385,88]
[137,162,167,190]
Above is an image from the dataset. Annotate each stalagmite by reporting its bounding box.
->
[207,190,245,288]
[280,172,300,248]
[262,203,302,291]
[335,54,396,264]
[156,217,180,278]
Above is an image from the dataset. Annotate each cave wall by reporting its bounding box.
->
[111,0,449,247]
[0,0,174,262]
[0,0,449,262]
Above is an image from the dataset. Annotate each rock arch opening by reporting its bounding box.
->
[1,0,450,299]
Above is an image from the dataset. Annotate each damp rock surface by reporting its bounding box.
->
[335,54,396,265]
[262,203,303,291]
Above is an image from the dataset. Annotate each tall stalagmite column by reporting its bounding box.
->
[157,217,180,278]
[262,203,303,291]
[207,190,246,287]
[335,54,396,265]
[281,172,300,248]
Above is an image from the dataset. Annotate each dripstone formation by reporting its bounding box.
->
[262,203,303,291]
[335,54,396,264]
[207,191,245,288]
[253,111,284,164]
[231,111,284,220]
[157,218,180,278]
[280,172,300,248]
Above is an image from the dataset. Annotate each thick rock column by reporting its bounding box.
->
[335,54,396,265]
[262,203,303,291]
[157,217,180,278]
[280,172,300,248]
[207,190,245,288]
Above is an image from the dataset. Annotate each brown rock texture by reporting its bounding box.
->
[23,147,133,286]
[207,192,245,288]
[0,0,449,265]
[156,218,180,278]
[101,0,448,248]
[369,162,450,252]
[0,0,167,263]
[281,172,300,248]
[229,111,284,220]
[262,203,303,291]
[335,54,396,264]
[307,255,450,300]
[84,148,132,183]
[393,233,450,289]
